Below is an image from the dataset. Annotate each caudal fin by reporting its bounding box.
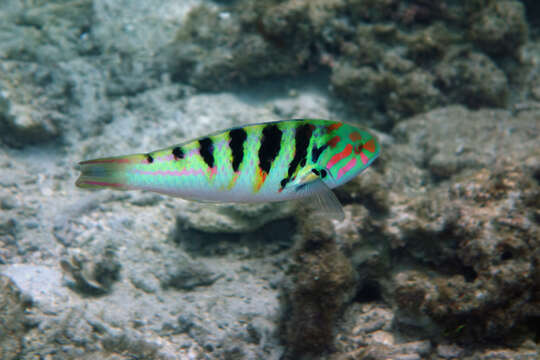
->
[75,155,141,191]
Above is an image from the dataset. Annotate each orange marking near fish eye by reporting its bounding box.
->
[254,168,267,193]
[349,131,362,142]
[227,172,240,190]
[327,143,353,169]
[363,139,376,153]
[208,166,218,180]
[326,123,342,133]
[327,136,340,148]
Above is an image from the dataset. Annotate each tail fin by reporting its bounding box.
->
[75,155,142,191]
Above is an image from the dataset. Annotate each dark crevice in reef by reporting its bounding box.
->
[172,218,296,258]
[354,280,383,303]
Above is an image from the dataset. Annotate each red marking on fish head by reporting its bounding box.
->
[326,143,353,170]
[326,122,343,133]
[327,136,340,148]
[363,139,376,153]
[349,131,362,142]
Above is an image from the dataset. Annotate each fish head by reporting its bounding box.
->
[316,122,380,188]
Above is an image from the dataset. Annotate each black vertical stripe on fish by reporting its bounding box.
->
[311,143,328,163]
[229,128,247,172]
[172,146,184,160]
[281,123,314,189]
[199,137,215,168]
[258,124,283,174]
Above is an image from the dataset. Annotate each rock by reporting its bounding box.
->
[350,305,394,335]
[0,196,18,210]
[392,106,538,180]
[0,265,68,312]
[0,67,62,147]
[329,105,538,357]
[164,0,527,128]
[60,246,122,295]
[437,343,464,359]
[392,160,540,341]
[0,0,95,63]
[166,4,302,91]
[279,212,357,357]
[0,275,28,360]
[347,0,399,22]
[0,107,60,147]
[159,254,222,290]
[405,23,459,63]
[435,50,508,108]
[331,62,394,121]
[177,201,296,234]
[1,0,538,356]
[272,92,331,120]
[472,348,539,360]
[334,203,390,301]
[386,70,442,120]
[468,0,528,56]
[332,44,444,124]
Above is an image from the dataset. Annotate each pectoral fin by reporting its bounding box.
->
[296,178,345,221]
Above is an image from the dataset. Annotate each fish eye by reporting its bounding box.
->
[320,169,327,178]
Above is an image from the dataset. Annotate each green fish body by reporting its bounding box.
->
[76,119,380,219]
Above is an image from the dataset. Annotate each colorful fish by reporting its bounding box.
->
[75,119,380,220]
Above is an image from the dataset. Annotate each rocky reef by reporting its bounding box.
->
[0,0,539,359]
[165,0,531,129]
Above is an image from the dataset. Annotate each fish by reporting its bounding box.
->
[75,119,380,220]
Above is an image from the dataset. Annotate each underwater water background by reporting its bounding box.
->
[0,0,539,359]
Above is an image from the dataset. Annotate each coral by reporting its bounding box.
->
[279,213,356,357]
[404,22,460,63]
[390,150,540,342]
[0,62,67,148]
[386,70,443,119]
[347,0,399,22]
[328,106,539,354]
[159,253,221,290]
[0,276,28,360]
[60,245,121,295]
[177,202,295,234]
[330,63,395,122]
[167,4,303,90]
[435,49,508,108]
[166,0,531,126]
[468,0,528,56]
[0,0,95,63]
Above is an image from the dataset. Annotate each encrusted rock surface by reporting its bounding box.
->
[0,0,539,359]
[329,105,539,357]
[166,0,532,127]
